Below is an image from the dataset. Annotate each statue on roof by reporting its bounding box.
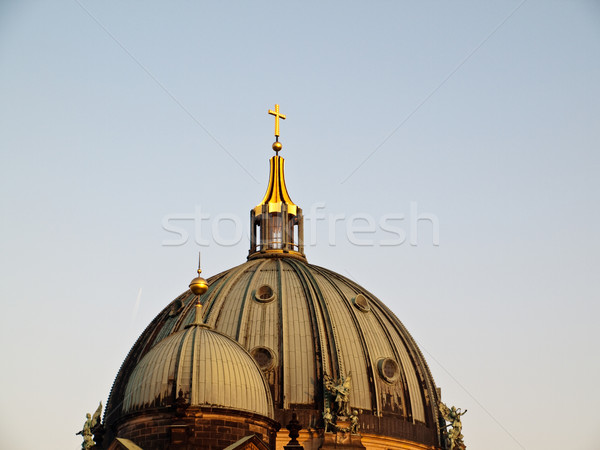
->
[350,409,361,434]
[324,372,352,417]
[440,402,467,450]
[323,407,334,432]
[76,402,103,449]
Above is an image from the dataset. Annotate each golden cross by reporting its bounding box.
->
[268,104,286,138]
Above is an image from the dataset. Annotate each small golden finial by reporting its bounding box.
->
[189,252,208,296]
[268,103,286,154]
[193,300,203,325]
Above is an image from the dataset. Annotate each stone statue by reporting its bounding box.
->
[440,402,467,450]
[323,407,333,432]
[76,402,102,450]
[324,372,352,417]
[350,410,360,434]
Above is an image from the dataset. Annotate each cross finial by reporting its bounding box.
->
[268,104,286,139]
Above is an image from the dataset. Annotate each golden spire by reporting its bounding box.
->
[257,103,296,214]
[268,103,286,154]
[255,155,297,215]
[189,252,208,296]
[248,104,305,261]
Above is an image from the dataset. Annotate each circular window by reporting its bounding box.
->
[251,347,276,370]
[255,284,275,303]
[169,299,184,317]
[378,358,400,383]
[352,294,370,312]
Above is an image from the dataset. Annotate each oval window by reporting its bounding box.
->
[255,284,275,303]
[251,347,276,370]
[378,358,400,383]
[352,294,370,312]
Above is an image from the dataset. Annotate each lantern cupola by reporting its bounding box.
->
[249,104,305,261]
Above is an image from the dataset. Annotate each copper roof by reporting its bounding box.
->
[122,324,274,419]
[106,257,441,445]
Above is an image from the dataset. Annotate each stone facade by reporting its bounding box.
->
[113,408,279,450]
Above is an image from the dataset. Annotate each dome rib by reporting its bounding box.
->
[235,258,270,341]
[210,262,255,331]
[187,262,246,329]
[283,259,331,406]
[308,264,379,413]
[172,323,189,399]
[287,259,340,379]
[274,259,285,409]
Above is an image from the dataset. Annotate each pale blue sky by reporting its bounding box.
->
[1,1,599,449]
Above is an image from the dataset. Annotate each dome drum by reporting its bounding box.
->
[113,407,279,450]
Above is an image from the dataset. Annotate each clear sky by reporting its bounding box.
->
[1,1,599,449]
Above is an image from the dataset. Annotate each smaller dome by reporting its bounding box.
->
[123,323,274,419]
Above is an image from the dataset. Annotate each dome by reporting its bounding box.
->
[102,107,450,449]
[122,319,274,419]
[106,257,442,447]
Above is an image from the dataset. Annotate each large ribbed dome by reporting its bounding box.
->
[103,129,449,449]
[122,322,274,419]
[106,257,443,447]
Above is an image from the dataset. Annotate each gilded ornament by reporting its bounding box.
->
[189,253,208,295]
[268,103,286,137]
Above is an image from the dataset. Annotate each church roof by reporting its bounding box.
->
[106,257,441,444]
[103,105,444,448]
[122,311,274,419]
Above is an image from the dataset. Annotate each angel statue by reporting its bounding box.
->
[76,402,102,450]
[349,409,361,434]
[439,402,467,450]
[323,407,334,432]
[324,372,352,417]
